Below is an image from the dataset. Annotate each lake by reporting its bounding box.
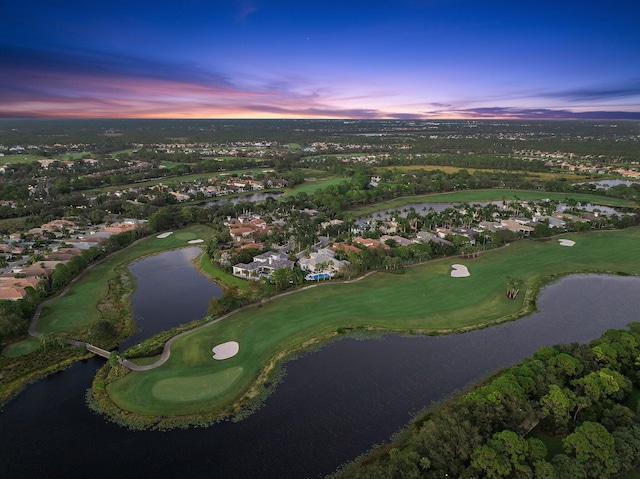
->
[355,200,628,228]
[198,192,283,208]
[122,246,223,350]
[1,256,639,478]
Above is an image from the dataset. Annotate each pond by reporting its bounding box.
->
[575,179,639,188]
[121,246,223,350]
[198,192,283,208]
[2,274,640,479]
[355,200,629,228]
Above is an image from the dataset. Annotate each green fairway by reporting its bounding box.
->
[351,189,637,217]
[36,225,214,336]
[283,176,349,196]
[106,227,640,418]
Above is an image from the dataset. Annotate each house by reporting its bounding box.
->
[329,242,362,255]
[232,251,294,280]
[477,221,502,233]
[320,219,344,230]
[379,235,416,247]
[353,237,390,250]
[0,287,25,301]
[532,215,566,228]
[298,248,348,273]
[500,220,534,235]
[230,227,255,243]
[415,231,454,246]
[379,220,399,234]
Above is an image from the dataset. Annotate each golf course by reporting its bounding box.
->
[104,226,640,420]
[34,225,215,337]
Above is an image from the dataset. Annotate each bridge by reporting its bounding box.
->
[84,343,112,359]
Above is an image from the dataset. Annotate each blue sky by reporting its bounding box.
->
[1,0,639,119]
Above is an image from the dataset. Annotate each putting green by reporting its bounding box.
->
[151,366,243,402]
[174,231,197,240]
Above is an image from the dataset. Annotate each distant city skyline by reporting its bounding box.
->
[1,0,639,119]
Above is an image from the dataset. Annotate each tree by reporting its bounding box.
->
[572,367,630,403]
[562,421,618,478]
[540,385,577,433]
[51,263,71,291]
[271,268,291,292]
[505,276,524,300]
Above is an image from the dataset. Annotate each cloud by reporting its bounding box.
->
[541,79,640,103]
[436,107,640,120]
[0,44,234,91]
[0,43,401,119]
[2,43,640,120]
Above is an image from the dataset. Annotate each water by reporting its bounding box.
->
[122,246,223,350]
[575,179,639,188]
[198,192,283,208]
[2,275,640,479]
[356,199,629,228]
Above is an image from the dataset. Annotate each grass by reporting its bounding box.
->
[375,165,594,183]
[283,176,349,196]
[1,337,41,357]
[351,188,637,217]
[199,253,248,291]
[35,225,214,336]
[0,154,47,164]
[106,227,640,417]
[160,160,194,169]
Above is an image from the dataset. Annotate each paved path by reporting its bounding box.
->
[122,270,379,371]
[27,239,517,372]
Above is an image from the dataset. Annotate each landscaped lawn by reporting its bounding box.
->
[199,253,248,291]
[35,225,214,336]
[107,227,640,417]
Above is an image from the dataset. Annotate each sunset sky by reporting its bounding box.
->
[1,0,639,119]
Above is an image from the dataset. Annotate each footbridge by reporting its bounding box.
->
[84,343,112,359]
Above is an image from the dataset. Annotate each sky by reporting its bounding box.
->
[1,0,639,119]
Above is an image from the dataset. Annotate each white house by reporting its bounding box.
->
[232,251,294,280]
[298,248,348,273]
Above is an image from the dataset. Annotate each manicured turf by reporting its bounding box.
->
[199,254,248,291]
[283,177,349,196]
[151,366,243,401]
[107,227,640,416]
[375,165,594,183]
[1,337,41,357]
[351,189,637,217]
[36,225,214,336]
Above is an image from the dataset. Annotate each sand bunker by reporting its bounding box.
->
[156,232,173,239]
[212,341,240,360]
[188,239,204,244]
[558,239,576,247]
[451,264,470,277]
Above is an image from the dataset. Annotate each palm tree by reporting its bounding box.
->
[505,276,524,299]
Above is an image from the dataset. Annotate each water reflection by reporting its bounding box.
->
[198,192,282,208]
[122,247,223,350]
